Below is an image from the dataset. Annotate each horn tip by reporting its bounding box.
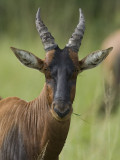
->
[79,8,82,13]
[36,8,41,18]
[37,8,41,12]
[79,8,85,21]
[79,8,83,15]
[36,8,40,16]
[79,8,84,16]
[38,7,40,12]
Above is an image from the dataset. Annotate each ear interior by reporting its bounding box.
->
[79,47,113,72]
[11,47,44,71]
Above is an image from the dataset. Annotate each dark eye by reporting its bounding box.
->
[44,67,49,71]
[73,68,79,73]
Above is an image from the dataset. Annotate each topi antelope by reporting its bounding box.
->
[0,8,112,160]
[100,30,120,113]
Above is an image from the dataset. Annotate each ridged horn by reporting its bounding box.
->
[66,8,85,52]
[36,8,58,51]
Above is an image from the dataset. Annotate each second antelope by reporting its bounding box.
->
[100,30,120,113]
[0,8,112,160]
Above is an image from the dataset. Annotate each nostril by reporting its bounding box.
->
[53,107,70,118]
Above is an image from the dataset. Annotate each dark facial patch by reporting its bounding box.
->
[45,47,78,106]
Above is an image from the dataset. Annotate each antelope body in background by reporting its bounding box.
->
[100,30,120,113]
[0,8,112,160]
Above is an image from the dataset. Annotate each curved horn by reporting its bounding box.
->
[36,8,58,51]
[66,8,85,52]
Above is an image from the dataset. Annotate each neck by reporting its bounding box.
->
[29,84,49,117]
[29,83,71,160]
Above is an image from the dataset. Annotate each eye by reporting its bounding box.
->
[73,68,79,73]
[44,67,49,71]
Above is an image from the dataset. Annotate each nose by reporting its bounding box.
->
[54,107,70,118]
[52,101,71,118]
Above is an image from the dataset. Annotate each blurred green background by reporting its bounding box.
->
[0,0,120,159]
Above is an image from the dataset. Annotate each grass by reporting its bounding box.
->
[0,36,120,160]
[60,108,120,160]
[37,141,49,160]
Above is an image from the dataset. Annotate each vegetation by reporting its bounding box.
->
[0,0,120,159]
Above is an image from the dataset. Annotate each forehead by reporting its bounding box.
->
[45,47,79,68]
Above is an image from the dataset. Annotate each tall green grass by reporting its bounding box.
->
[0,35,120,160]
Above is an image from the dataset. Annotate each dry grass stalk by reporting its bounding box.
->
[37,140,49,160]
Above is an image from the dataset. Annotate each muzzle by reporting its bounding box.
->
[51,100,73,121]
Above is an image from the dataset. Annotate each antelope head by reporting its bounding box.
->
[11,8,113,121]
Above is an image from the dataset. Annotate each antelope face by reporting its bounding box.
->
[44,47,79,120]
[11,8,113,121]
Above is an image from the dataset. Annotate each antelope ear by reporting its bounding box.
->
[11,47,44,72]
[79,47,113,72]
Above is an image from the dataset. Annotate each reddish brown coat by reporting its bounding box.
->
[0,85,70,160]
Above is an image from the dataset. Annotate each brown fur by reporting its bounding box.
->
[0,84,70,160]
[44,50,55,106]
[68,49,79,103]
[70,85,76,103]
[46,83,54,106]
[45,50,55,66]
[0,48,76,160]
[69,49,79,69]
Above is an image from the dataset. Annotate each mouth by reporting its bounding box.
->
[50,102,73,121]
[53,107,70,118]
